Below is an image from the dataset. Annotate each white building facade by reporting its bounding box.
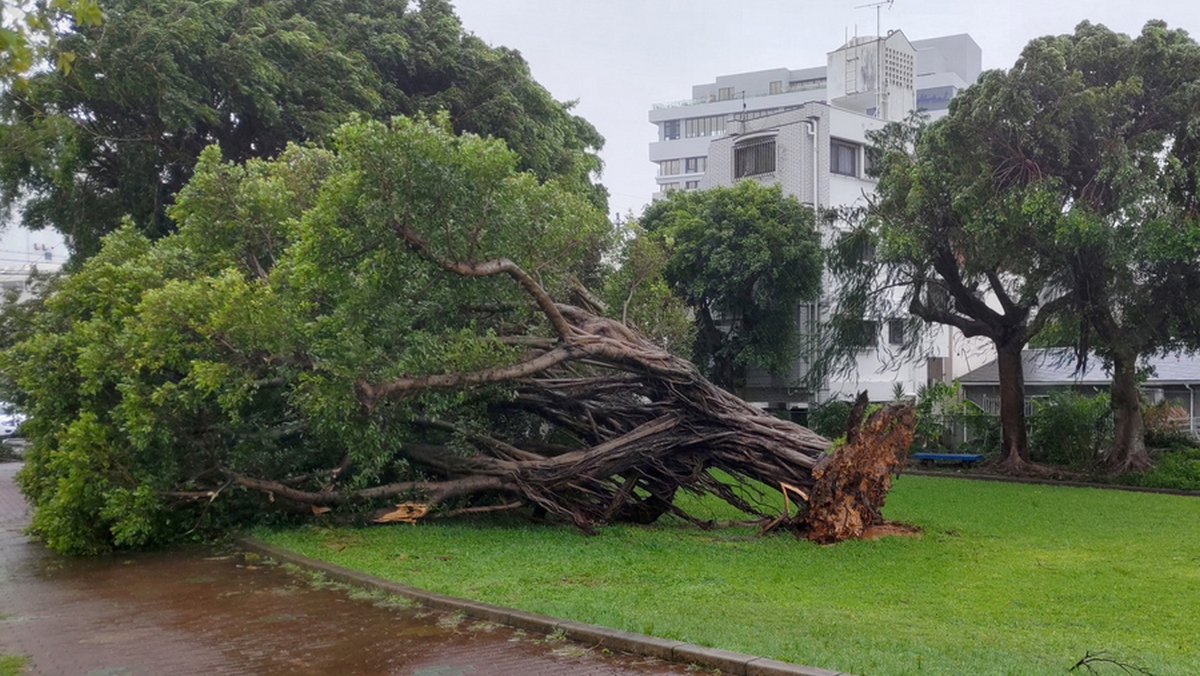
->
[0,225,64,298]
[647,31,988,409]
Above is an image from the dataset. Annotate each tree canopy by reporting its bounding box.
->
[0,0,606,260]
[639,182,822,393]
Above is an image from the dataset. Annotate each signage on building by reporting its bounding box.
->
[916,85,956,110]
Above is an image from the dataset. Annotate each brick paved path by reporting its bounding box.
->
[0,462,693,676]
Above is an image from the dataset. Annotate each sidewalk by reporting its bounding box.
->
[0,462,695,676]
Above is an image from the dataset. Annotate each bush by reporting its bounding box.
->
[1125,445,1200,491]
[1143,400,1192,447]
[1028,391,1111,468]
[808,400,853,439]
[911,382,956,450]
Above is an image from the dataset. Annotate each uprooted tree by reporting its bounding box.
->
[4,117,912,555]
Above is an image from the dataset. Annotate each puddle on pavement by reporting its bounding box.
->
[1,460,690,676]
[9,538,691,675]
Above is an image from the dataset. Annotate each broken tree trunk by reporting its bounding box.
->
[801,399,915,543]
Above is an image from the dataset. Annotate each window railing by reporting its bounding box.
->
[651,80,827,110]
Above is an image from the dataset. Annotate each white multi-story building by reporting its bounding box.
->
[648,31,987,409]
[648,32,980,198]
[0,225,65,298]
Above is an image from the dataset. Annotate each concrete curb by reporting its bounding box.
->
[237,537,853,676]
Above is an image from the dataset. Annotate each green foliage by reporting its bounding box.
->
[1028,391,1112,468]
[911,382,956,450]
[5,116,612,553]
[1125,445,1200,491]
[599,224,694,356]
[259,476,1200,675]
[808,400,852,439]
[639,181,822,391]
[0,0,606,260]
[0,0,101,83]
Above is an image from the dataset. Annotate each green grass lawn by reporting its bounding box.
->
[256,475,1200,676]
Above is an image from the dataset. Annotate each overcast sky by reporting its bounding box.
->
[449,0,1197,220]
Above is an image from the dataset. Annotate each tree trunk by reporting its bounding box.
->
[1108,351,1150,475]
[995,338,1031,473]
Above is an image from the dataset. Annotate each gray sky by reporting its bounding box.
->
[449,0,1197,220]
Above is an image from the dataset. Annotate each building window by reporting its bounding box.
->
[887,319,905,345]
[662,120,680,141]
[685,115,727,138]
[658,159,681,176]
[660,182,680,193]
[718,87,735,101]
[769,80,783,95]
[863,145,879,177]
[831,139,859,176]
[850,320,877,350]
[734,138,776,178]
[685,157,707,174]
[685,180,700,190]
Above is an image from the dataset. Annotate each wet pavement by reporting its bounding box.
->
[0,462,695,676]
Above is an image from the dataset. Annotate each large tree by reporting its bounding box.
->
[4,117,916,556]
[832,20,1200,474]
[0,0,606,260]
[934,21,1200,474]
[639,182,823,393]
[827,115,1071,473]
[993,21,1200,473]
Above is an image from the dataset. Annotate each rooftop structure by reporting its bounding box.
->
[647,32,981,199]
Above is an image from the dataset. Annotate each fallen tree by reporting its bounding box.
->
[5,116,912,554]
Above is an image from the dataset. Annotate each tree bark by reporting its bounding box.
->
[995,336,1032,473]
[1107,351,1151,475]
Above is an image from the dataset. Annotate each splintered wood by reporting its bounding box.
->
[373,502,430,524]
[801,399,916,544]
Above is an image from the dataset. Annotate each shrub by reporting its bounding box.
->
[1125,445,1200,491]
[911,382,956,450]
[1143,400,1192,447]
[808,400,853,439]
[1028,390,1111,468]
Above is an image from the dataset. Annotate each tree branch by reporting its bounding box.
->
[356,345,581,408]
[391,218,575,340]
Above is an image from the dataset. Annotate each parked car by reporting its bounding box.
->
[0,403,25,437]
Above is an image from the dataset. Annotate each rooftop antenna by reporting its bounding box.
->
[855,0,895,118]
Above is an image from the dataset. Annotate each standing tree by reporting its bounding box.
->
[639,182,823,393]
[831,20,1200,474]
[827,115,1071,474]
[0,0,606,260]
[994,21,1200,473]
